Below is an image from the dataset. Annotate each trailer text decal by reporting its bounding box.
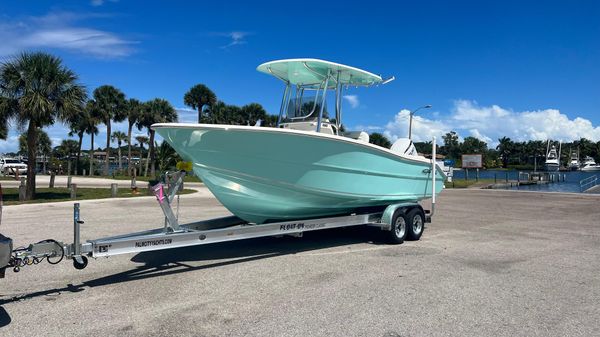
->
[279,223,325,231]
[135,238,173,248]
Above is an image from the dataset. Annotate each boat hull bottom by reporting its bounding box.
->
[199,167,432,224]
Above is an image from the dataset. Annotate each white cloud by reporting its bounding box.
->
[0,11,137,58]
[90,0,119,7]
[0,136,19,155]
[383,100,600,146]
[384,109,449,144]
[176,107,197,123]
[218,31,251,49]
[343,95,360,109]
[352,125,383,132]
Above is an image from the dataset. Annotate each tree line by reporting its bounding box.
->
[370,130,600,169]
[0,52,272,200]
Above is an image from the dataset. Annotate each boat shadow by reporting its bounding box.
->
[0,226,390,308]
[89,225,388,286]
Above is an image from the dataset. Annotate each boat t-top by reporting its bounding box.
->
[153,59,445,224]
[544,141,561,172]
[581,156,600,171]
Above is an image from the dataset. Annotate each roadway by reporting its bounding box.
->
[0,188,599,336]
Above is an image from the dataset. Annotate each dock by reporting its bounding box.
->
[584,185,600,193]
[581,175,600,193]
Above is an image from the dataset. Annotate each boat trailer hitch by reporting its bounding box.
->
[0,171,187,279]
[0,203,88,279]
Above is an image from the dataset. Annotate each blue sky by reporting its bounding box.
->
[1,0,599,152]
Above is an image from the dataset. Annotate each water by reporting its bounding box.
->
[451,169,599,193]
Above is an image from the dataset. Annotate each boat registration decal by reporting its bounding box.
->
[279,223,325,231]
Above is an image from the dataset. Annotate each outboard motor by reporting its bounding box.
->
[391,138,419,156]
[0,234,12,278]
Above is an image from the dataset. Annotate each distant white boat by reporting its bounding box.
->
[580,156,600,172]
[544,141,561,172]
[569,149,580,171]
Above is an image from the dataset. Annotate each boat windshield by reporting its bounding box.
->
[285,95,329,121]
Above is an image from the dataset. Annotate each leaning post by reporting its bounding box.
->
[49,172,55,188]
[70,183,77,199]
[18,177,26,201]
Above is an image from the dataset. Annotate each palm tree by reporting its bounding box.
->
[68,108,96,175]
[135,135,148,175]
[55,139,79,173]
[18,129,52,174]
[155,141,181,173]
[496,137,513,168]
[92,85,127,176]
[85,100,101,176]
[0,52,86,199]
[136,135,148,156]
[369,132,392,148]
[184,84,217,123]
[0,97,13,139]
[111,130,127,171]
[240,103,267,125]
[125,98,142,175]
[138,99,177,177]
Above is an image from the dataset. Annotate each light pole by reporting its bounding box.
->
[408,105,432,140]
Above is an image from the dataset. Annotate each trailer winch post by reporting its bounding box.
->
[431,136,436,217]
[73,203,81,256]
[71,202,88,269]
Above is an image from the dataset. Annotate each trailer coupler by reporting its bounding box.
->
[3,237,76,277]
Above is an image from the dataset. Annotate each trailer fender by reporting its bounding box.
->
[381,202,422,231]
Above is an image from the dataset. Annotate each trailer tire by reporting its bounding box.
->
[387,210,408,244]
[406,208,425,241]
[73,256,88,270]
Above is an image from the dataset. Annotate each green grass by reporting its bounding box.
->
[0,176,23,181]
[1,187,196,205]
[445,178,496,188]
[88,174,202,183]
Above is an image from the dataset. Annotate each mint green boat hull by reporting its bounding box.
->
[154,125,445,224]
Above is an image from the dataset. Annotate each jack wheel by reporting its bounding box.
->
[73,256,88,270]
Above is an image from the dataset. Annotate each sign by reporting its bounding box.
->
[462,154,482,168]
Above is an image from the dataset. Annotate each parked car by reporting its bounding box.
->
[0,158,27,175]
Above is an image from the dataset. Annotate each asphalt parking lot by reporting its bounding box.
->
[0,188,599,337]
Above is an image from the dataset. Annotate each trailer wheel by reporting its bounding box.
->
[73,256,88,270]
[387,210,408,244]
[406,208,425,241]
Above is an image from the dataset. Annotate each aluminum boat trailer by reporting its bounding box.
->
[0,171,434,279]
